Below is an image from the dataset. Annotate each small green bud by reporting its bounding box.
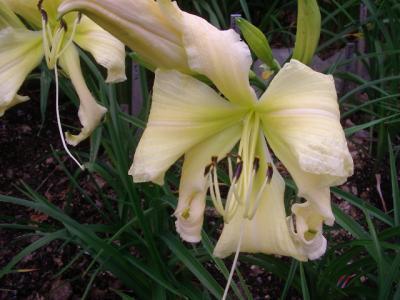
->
[292,0,321,65]
[237,17,279,72]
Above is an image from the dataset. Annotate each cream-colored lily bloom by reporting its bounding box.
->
[59,0,353,260]
[131,2,353,261]
[0,0,126,145]
[58,0,191,73]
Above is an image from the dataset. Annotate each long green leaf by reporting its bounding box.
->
[388,136,400,226]
[299,263,310,300]
[281,259,299,300]
[161,233,223,299]
[332,187,394,226]
[0,230,67,278]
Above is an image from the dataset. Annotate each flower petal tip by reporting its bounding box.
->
[0,94,29,117]
[105,72,127,84]
[129,166,165,186]
[175,219,202,244]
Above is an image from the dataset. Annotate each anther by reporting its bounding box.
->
[204,164,212,176]
[77,12,83,23]
[181,208,190,220]
[60,18,68,32]
[266,163,273,184]
[37,0,44,10]
[253,157,260,172]
[233,161,243,181]
[211,156,218,166]
[40,9,48,23]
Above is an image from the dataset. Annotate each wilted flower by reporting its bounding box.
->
[0,0,126,147]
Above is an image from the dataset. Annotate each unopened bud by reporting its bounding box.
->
[292,0,321,65]
[237,17,279,71]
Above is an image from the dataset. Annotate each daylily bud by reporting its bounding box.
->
[58,0,191,73]
[292,0,321,65]
[236,17,279,72]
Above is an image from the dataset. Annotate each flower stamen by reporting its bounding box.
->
[243,157,259,218]
[247,163,273,219]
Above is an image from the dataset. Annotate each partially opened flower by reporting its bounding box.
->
[0,0,126,149]
[127,3,353,261]
[58,0,191,73]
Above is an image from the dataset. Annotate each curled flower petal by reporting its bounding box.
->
[165,2,257,106]
[0,28,43,116]
[290,201,327,260]
[257,59,353,259]
[129,69,246,185]
[59,44,107,146]
[214,135,306,261]
[175,124,242,243]
[74,16,126,83]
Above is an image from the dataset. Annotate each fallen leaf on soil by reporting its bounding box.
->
[30,213,49,223]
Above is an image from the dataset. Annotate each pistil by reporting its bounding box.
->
[38,1,84,170]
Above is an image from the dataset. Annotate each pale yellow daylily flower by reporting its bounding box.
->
[129,2,353,261]
[0,0,126,146]
[59,0,353,261]
[58,0,191,73]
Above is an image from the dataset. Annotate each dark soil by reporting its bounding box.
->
[0,92,120,300]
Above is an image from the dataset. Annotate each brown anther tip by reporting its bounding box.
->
[267,163,273,184]
[233,161,243,180]
[77,12,83,23]
[37,0,44,10]
[253,157,260,172]
[211,156,218,165]
[204,164,212,176]
[60,18,68,31]
[40,9,48,23]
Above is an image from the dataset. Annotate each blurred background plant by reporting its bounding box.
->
[0,0,399,299]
